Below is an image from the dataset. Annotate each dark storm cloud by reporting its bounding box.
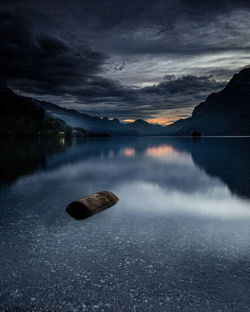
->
[51,75,225,119]
[182,0,250,13]
[0,5,225,120]
[63,0,250,28]
[1,0,250,121]
[144,75,222,97]
[0,10,107,92]
[35,0,246,67]
[5,0,250,57]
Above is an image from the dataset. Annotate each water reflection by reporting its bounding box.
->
[0,137,73,186]
[122,147,135,157]
[146,144,177,158]
[0,137,249,199]
[1,137,250,311]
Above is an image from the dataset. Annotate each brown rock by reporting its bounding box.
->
[66,191,119,220]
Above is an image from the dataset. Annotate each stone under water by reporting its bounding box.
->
[66,191,119,220]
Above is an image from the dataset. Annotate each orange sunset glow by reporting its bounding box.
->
[123,119,135,123]
[123,118,176,126]
[145,117,175,126]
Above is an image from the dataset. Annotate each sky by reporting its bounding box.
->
[1,0,250,125]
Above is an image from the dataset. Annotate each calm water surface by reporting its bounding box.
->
[0,137,250,311]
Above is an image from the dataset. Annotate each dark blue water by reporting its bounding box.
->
[0,137,250,311]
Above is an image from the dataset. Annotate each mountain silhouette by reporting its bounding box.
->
[166,68,250,136]
[1,68,250,136]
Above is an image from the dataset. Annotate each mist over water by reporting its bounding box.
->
[0,137,250,311]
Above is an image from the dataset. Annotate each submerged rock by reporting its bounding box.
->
[66,191,119,220]
[191,130,202,137]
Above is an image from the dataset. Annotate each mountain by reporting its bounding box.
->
[125,68,250,136]
[0,85,62,136]
[39,100,137,136]
[106,68,250,136]
[123,119,166,136]
[166,68,250,136]
[0,85,136,136]
[0,85,45,121]
[1,68,249,136]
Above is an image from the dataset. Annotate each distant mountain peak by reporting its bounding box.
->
[166,68,250,136]
[134,119,148,124]
[226,67,250,91]
[0,85,15,95]
[113,117,120,122]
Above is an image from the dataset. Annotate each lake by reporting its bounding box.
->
[0,137,250,311]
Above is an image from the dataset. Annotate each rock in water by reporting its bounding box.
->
[191,130,202,137]
[66,191,119,220]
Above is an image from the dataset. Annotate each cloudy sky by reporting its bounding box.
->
[1,0,250,124]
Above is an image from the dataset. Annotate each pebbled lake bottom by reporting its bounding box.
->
[0,136,250,312]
